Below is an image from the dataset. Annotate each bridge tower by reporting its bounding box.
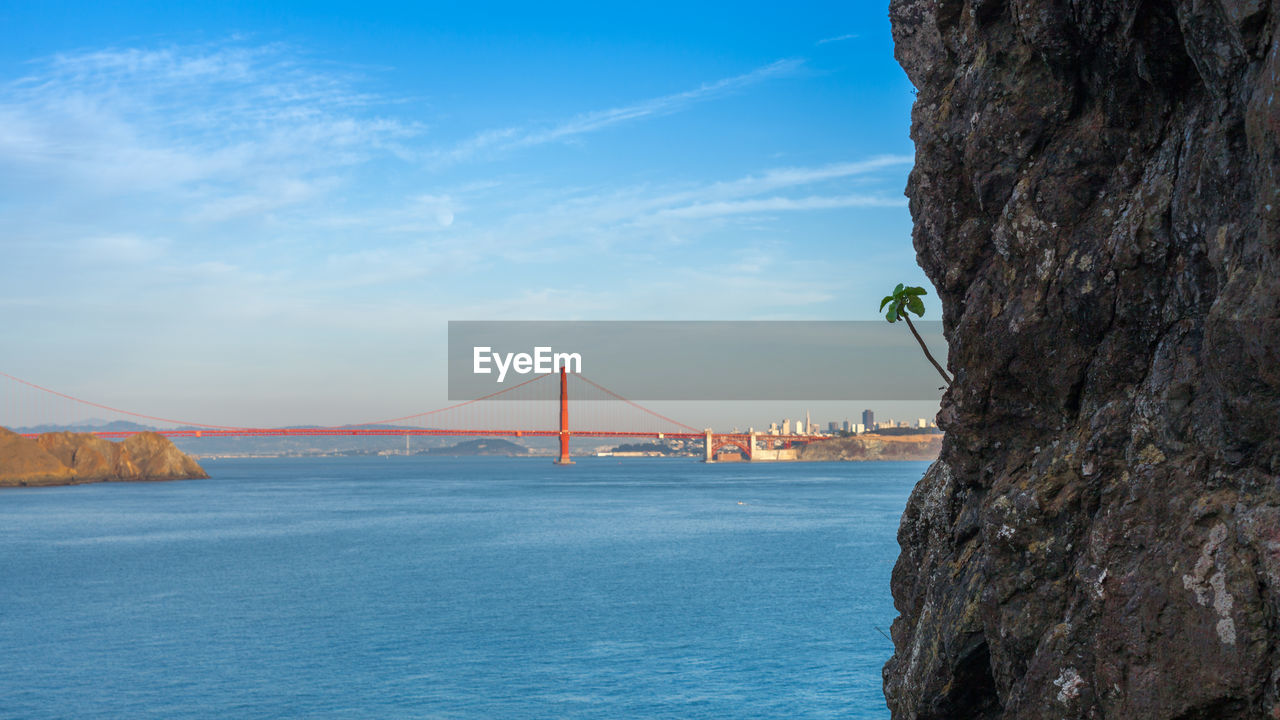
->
[554,366,574,465]
[704,428,713,463]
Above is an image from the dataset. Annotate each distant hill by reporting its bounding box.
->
[422,438,529,456]
[798,433,941,462]
[867,426,942,436]
[14,420,153,434]
[607,442,680,455]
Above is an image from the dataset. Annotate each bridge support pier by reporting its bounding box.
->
[554,366,574,465]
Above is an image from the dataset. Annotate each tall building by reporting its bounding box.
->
[862,409,875,429]
[805,411,812,436]
[829,421,840,433]
[782,418,791,435]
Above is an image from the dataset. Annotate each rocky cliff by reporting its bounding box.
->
[0,428,208,487]
[799,434,942,461]
[885,1,1280,718]
[0,427,77,486]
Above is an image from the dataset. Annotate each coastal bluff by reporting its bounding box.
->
[886,0,1280,718]
[0,427,208,487]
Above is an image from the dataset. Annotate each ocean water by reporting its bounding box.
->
[0,457,924,719]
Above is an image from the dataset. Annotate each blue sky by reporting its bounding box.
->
[0,2,937,428]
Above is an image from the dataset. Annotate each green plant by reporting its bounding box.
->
[880,283,953,387]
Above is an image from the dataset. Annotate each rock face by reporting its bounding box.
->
[37,431,121,480]
[885,1,1280,718]
[116,432,209,480]
[0,427,76,486]
[1,428,208,487]
[799,434,942,461]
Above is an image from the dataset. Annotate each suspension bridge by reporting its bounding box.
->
[1,369,812,462]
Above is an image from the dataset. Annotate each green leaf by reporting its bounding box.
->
[906,286,927,296]
[879,295,894,311]
[893,282,904,296]
[907,296,925,316]
[885,308,898,323]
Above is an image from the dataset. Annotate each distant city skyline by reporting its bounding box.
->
[747,407,938,436]
[0,2,938,429]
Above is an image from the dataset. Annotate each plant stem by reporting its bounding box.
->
[904,314,953,387]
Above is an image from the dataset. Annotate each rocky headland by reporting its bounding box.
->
[885,0,1280,718]
[0,427,208,487]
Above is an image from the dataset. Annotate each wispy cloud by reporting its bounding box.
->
[361,154,909,274]
[650,155,911,208]
[0,41,420,205]
[652,193,905,220]
[503,154,913,234]
[435,58,804,164]
[816,33,859,45]
[521,59,801,144]
[226,152,913,293]
[76,234,171,263]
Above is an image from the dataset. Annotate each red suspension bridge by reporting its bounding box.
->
[2,369,812,462]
